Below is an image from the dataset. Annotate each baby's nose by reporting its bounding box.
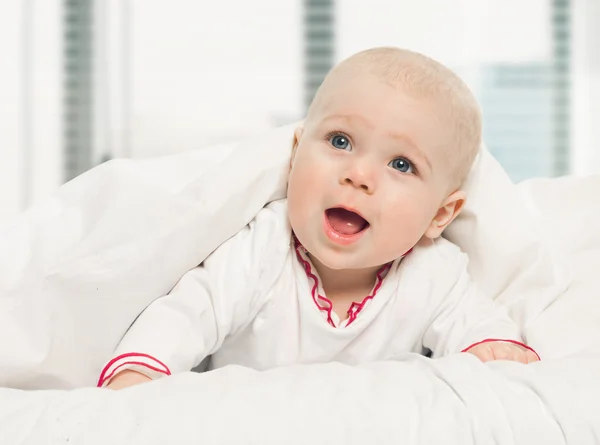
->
[343,177,370,192]
[341,163,377,194]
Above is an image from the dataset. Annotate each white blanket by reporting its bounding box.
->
[1,124,598,443]
[0,124,570,389]
[2,352,600,444]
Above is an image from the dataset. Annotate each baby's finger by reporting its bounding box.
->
[468,344,494,362]
[491,343,515,361]
[525,349,540,364]
[511,347,529,364]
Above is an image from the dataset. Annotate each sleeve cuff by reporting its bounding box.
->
[97,352,172,387]
[461,338,541,361]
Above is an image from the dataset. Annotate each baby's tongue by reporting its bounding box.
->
[326,208,368,235]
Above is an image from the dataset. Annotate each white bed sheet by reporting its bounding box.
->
[2,353,599,444]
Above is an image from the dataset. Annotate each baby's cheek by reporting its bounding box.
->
[288,179,308,214]
[288,165,321,210]
[378,204,429,250]
[287,181,313,237]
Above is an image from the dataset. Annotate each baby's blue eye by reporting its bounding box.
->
[330,134,351,151]
[389,157,414,174]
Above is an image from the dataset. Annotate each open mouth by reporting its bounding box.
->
[325,207,370,236]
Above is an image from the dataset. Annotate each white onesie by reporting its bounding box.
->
[98,200,533,386]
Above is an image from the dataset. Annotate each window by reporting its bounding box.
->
[2,0,599,225]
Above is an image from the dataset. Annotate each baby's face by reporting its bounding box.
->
[288,73,456,270]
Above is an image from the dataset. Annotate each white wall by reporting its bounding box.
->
[0,1,63,226]
[2,0,304,226]
[125,0,303,159]
[0,1,22,224]
[572,0,600,176]
[337,1,550,69]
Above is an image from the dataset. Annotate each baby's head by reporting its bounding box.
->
[288,47,481,271]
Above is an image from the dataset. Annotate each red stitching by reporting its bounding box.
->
[346,263,391,326]
[97,352,172,387]
[293,238,406,328]
[461,338,541,361]
[98,361,171,387]
[294,245,336,326]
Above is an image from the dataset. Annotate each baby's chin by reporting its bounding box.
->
[308,248,390,271]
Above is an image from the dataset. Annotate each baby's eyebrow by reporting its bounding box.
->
[320,114,366,128]
[386,132,432,171]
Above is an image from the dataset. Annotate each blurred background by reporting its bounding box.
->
[0,0,599,225]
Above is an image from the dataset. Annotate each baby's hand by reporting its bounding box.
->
[466,341,539,364]
[106,369,152,390]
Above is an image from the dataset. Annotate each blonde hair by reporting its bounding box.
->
[308,47,482,187]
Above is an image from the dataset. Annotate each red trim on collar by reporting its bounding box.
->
[346,263,391,326]
[293,237,408,327]
[294,244,336,326]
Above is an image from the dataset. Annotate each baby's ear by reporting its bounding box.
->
[424,190,466,239]
[291,126,304,167]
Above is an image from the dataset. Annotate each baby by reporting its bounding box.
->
[100,47,539,390]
